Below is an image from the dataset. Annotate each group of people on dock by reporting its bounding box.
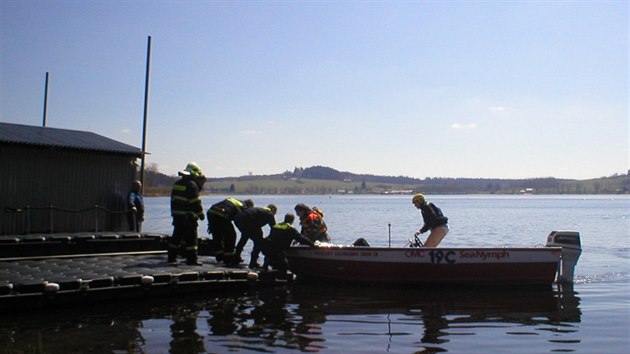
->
[129,162,449,271]
[207,198,328,270]
[164,162,330,269]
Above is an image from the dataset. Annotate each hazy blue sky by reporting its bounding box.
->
[1,1,627,179]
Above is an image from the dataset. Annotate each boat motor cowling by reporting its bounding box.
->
[546,230,582,283]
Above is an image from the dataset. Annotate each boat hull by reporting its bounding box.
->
[285,246,562,285]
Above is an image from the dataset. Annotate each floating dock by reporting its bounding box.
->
[0,233,293,312]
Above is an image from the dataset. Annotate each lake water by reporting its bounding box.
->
[2,195,629,353]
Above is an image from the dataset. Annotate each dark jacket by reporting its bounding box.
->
[208,197,247,220]
[419,202,448,233]
[170,177,204,223]
[267,222,313,250]
[234,207,276,231]
[127,190,144,221]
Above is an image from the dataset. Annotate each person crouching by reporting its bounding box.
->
[262,213,313,272]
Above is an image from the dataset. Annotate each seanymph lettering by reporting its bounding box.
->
[459,250,510,261]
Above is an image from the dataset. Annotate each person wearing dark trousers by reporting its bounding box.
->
[233,204,277,268]
[168,162,206,265]
[207,198,254,263]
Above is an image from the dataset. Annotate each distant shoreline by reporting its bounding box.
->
[143,167,629,196]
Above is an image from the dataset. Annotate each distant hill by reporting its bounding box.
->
[143,165,630,195]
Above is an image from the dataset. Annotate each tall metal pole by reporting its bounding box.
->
[42,72,49,127]
[140,36,152,188]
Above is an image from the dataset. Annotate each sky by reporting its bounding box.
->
[1,1,628,180]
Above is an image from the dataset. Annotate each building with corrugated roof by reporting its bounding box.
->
[0,122,143,235]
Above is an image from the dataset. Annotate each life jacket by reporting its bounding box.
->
[304,208,327,234]
[312,207,324,218]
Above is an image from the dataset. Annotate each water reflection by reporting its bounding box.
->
[0,284,581,353]
[282,282,582,353]
[169,306,205,353]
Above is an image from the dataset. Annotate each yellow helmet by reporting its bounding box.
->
[180,162,203,177]
[412,193,425,204]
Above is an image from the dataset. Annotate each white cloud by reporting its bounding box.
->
[489,106,506,112]
[451,123,477,129]
[240,129,258,135]
[121,128,131,134]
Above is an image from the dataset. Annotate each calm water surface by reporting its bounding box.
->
[2,195,628,353]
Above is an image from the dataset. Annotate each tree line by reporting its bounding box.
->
[142,164,630,195]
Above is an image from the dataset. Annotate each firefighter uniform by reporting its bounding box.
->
[233,205,277,268]
[207,198,251,263]
[168,162,206,265]
[261,213,313,271]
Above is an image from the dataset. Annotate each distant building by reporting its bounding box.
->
[0,122,143,235]
[387,189,413,195]
[520,188,535,195]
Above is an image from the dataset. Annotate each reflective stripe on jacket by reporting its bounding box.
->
[209,197,246,220]
[171,178,204,220]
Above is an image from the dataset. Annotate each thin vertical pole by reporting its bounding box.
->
[140,36,152,188]
[42,72,49,127]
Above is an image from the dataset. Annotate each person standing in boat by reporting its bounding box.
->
[233,204,277,268]
[168,162,206,265]
[127,180,144,232]
[412,194,448,247]
[294,203,330,243]
[261,213,314,271]
[207,197,254,264]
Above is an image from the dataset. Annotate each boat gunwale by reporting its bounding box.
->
[286,246,563,252]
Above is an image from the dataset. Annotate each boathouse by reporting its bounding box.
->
[0,122,143,235]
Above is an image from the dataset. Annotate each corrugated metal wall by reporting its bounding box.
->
[1,145,138,235]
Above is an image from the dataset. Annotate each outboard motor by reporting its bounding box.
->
[546,230,582,283]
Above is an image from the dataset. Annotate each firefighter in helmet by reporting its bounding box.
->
[168,162,206,265]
